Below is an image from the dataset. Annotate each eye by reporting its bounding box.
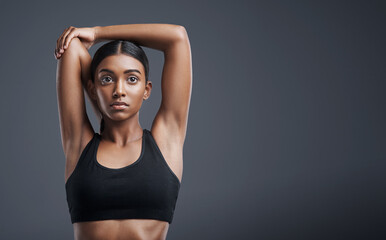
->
[101,76,113,84]
[128,76,138,83]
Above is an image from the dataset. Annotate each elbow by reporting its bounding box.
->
[63,37,88,57]
[175,25,189,41]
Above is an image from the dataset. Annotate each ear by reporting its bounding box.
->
[87,79,97,101]
[143,81,152,100]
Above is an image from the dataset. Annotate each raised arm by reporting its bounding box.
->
[94,24,192,144]
[56,37,97,163]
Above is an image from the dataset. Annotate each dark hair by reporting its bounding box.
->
[90,40,150,134]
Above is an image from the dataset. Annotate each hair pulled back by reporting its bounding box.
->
[90,40,150,134]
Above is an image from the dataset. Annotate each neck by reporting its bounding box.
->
[101,112,143,146]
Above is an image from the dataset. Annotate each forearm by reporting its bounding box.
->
[94,23,187,51]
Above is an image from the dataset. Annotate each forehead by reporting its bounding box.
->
[97,54,144,74]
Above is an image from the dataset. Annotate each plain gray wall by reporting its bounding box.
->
[0,0,385,239]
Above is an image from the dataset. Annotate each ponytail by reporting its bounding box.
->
[100,118,105,133]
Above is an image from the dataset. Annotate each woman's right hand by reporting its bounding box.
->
[55,26,99,59]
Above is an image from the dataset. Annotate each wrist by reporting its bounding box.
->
[93,26,102,41]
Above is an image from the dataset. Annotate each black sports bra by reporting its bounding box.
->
[65,128,181,224]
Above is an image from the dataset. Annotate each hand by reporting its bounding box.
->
[54,26,98,59]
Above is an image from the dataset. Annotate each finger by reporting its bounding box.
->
[59,30,69,52]
[57,27,70,53]
[54,49,59,59]
[61,26,75,51]
[55,48,61,58]
[58,26,73,53]
[54,51,60,59]
[54,48,59,59]
[57,30,68,54]
[63,27,76,50]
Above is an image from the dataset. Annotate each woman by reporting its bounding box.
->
[54,24,192,240]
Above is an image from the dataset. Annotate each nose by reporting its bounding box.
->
[113,78,126,98]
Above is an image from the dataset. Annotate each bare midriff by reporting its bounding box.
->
[73,219,170,240]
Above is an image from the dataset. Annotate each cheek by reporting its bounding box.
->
[126,85,145,98]
[95,85,145,106]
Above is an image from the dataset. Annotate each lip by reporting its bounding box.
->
[111,101,129,106]
[111,104,128,110]
[110,101,129,110]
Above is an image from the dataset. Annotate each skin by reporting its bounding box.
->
[55,24,191,240]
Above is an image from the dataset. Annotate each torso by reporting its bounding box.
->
[73,219,169,240]
[64,127,183,240]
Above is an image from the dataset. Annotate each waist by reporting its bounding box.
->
[73,219,169,240]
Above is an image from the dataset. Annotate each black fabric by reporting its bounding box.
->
[65,129,181,224]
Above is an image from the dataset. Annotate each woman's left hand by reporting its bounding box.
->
[55,26,98,59]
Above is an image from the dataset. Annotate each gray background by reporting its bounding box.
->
[0,0,385,239]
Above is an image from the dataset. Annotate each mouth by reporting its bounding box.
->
[111,102,129,110]
[111,101,129,106]
[111,104,128,110]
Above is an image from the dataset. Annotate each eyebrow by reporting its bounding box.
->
[99,69,142,75]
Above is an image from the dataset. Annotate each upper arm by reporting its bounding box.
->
[152,27,192,144]
[56,37,94,159]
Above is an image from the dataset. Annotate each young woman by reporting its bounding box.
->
[54,24,192,240]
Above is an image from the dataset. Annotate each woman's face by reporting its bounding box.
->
[92,54,151,121]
